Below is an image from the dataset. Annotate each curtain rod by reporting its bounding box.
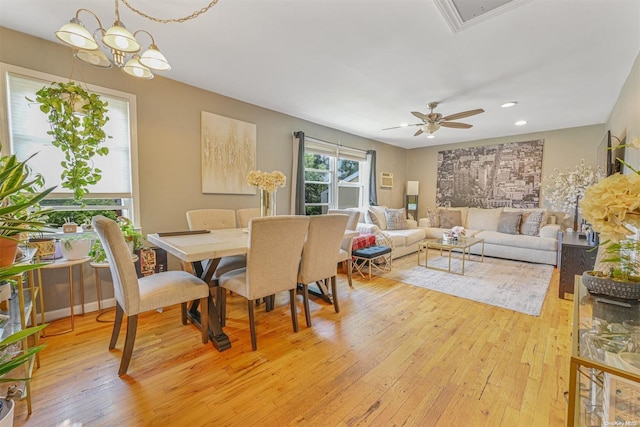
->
[295,132,368,155]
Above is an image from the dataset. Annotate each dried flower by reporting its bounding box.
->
[246,170,286,192]
[542,159,599,214]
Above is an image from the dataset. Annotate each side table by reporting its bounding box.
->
[558,231,597,299]
[37,256,91,335]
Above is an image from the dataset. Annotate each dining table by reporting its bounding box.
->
[147,226,360,351]
[147,228,248,351]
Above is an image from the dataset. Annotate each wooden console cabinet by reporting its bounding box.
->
[558,231,597,299]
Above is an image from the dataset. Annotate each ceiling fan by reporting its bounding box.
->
[383,102,485,136]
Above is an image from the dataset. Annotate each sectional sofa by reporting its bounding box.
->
[351,206,561,266]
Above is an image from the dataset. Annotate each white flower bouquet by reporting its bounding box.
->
[246,170,286,192]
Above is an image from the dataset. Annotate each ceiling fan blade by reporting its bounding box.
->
[413,128,424,136]
[442,108,485,121]
[382,123,423,130]
[411,111,429,121]
[441,122,473,129]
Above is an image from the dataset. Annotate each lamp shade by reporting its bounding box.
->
[407,181,419,196]
[102,21,140,53]
[75,49,113,68]
[56,18,99,50]
[123,55,153,79]
[139,44,171,71]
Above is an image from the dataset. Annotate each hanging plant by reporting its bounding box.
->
[29,81,110,202]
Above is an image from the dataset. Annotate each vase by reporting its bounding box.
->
[260,189,276,217]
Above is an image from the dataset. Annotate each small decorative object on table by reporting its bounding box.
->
[246,170,286,217]
[444,226,465,242]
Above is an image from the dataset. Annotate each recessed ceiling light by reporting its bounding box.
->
[427,134,435,139]
[501,101,517,108]
[515,120,527,126]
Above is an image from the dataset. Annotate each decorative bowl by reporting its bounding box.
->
[582,271,640,300]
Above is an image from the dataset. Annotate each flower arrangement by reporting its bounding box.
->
[542,159,599,216]
[444,226,465,240]
[580,136,640,281]
[246,170,286,192]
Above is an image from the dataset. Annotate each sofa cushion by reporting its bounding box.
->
[367,206,387,230]
[385,208,407,230]
[385,228,426,247]
[497,211,522,235]
[475,230,557,251]
[439,209,462,228]
[521,210,545,236]
[425,207,439,228]
[467,207,503,231]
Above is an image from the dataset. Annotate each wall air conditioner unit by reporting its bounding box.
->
[380,172,393,188]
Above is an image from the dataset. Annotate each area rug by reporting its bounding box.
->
[382,253,554,316]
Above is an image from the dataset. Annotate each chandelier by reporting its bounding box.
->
[55,0,219,79]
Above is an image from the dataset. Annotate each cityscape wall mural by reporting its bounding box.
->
[436,139,544,208]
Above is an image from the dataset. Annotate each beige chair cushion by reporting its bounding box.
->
[298,214,349,285]
[186,209,236,230]
[237,208,261,228]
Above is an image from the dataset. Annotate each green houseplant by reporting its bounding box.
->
[30,81,110,202]
[89,216,142,263]
[0,148,55,266]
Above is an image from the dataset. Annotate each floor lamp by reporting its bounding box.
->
[405,181,419,220]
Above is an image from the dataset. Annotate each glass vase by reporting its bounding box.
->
[260,189,277,217]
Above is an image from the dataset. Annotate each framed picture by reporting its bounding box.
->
[201,111,257,194]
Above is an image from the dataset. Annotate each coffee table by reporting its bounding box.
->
[418,237,484,275]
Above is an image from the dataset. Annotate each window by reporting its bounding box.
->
[303,138,369,215]
[0,63,140,226]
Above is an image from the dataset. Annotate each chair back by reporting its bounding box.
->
[92,215,141,315]
[299,214,349,284]
[245,215,310,299]
[186,209,236,230]
[237,208,261,228]
[328,209,360,231]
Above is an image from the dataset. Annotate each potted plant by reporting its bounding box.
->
[30,81,110,203]
[0,323,47,427]
[580,136,640,298]
[0,148,56,267]
[89,216,142,263]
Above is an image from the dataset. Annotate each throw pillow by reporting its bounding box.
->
[367,206,387,230]
[425,207,440,228]
[385,208,407,230]
[497,211,522,235]
[439,209,462,229]
[521,210,544,236]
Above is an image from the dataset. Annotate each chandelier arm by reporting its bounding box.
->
[133,29,155,44]
[76,8,106,32]
[120,0,220,24]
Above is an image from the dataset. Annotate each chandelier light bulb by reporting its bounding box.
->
[139,44,171,71]
[123,55,153,79]
[102,21,140,53]
[56,18,99,50]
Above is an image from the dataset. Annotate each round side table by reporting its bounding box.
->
[38,256,91,336]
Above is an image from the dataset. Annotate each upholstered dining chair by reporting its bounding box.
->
[328,209,361,287]
[236,208,261,228]
[186,208,246,325]
[218,215,310,350]
[92,215,209,376]
[298,214,349,327]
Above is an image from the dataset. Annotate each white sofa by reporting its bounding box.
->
[350,206,427,259]
[418,207,561,265]
[350,206,561,265]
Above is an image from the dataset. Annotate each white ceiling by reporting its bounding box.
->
[0,0,639,149]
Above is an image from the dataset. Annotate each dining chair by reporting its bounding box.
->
[218,215,310,350]
[298,214,349,327]
[236,208,261,228]
[186,208,246,325]
[92,215,209,376]
[328,209,361,287]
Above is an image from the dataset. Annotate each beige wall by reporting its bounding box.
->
[406,125,606,211]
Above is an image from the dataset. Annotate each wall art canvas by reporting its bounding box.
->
[436,139,544,208]
[201,111,257,194]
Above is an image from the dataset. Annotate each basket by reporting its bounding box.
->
[582,271,640,300]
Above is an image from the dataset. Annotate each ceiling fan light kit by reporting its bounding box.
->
[383,101,485,137]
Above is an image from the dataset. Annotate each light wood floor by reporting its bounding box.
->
[14,255,573,426]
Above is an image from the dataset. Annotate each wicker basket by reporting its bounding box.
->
[582,271,640,300]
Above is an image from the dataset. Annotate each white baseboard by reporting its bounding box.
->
[38,297,116,323]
